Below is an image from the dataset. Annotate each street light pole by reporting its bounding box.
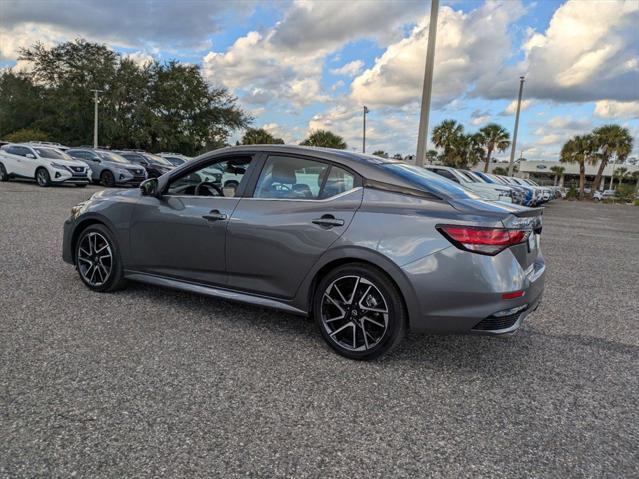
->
[91,89,103,148]
[416,0,439,167]
[362,105,369,153]
[508,76,525,176]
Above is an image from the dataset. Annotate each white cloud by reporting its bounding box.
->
[350,1,524,109]
[501,99,533,116]
[475,0,639,103]
[594,100,639,119]
[270,0,424,54]
[330,60,364,77]
[124,51,155,67]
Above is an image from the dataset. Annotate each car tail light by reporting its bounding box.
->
[437,225,528,256]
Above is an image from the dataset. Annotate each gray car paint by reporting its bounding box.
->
[67,149,145,185]
[62,145,545,334]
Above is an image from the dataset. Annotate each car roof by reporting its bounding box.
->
[200,144,415,187]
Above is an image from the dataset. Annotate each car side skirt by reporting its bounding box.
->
[124,271,309,316]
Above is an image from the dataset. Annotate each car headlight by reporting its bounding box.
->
[70,201,87,216]
[51,162,69,170]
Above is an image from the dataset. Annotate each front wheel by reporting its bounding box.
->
[100,170,116,187]
[313,263,406,360]
[0,163,8,181]
[75,224,126,292]
[36,168,51,187]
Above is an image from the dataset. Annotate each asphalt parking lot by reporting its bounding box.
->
[1,181,638,478]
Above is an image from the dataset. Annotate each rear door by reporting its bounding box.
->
[226,154,363,298]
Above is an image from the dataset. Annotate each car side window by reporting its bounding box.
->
[254,156,331,199]
[319,165,357,199]
[433,169,459,183]
[8,146,30,157]
[166,157,252,198]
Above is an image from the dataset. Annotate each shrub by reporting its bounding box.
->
[4,128,50,143]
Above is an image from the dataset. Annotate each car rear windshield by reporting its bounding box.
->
[382,164,481,200]
[97,151,129,164]
[34,148,69,160]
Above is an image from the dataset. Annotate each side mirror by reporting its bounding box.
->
[25,153,36,159]
[140,178,160,197]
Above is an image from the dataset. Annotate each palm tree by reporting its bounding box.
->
[561,134,595,200]
[478,123,510,173]
[632,171,639,193]
[549,165,565,186]
[432,120,463,166]
[241,128,284,145]
[612,166,628,189]
[591,125,633,193]
[300,130,346,149]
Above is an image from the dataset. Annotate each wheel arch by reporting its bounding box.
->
[299,247,419,330]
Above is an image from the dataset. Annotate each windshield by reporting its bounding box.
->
[465,171,487,183]
[97,151,129,164]
[143,153,172,166]
[34,148,70,160]
[382,164,481,200]
[455,170,477,182]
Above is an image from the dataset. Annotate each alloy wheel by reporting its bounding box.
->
[37,169,49,186]
[77,232,113,287]
[320,275,389,352]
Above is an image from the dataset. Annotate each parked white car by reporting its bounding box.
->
[593,189,617,201]
[424,165,513,202]
[0,143,91,187]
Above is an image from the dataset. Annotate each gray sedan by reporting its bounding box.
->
[62,145,545,359]
[67,149,147,187]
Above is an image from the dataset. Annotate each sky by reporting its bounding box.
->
[1,0,638,160]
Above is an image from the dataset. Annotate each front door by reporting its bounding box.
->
[227,154,363,298]
[129,155,254,286]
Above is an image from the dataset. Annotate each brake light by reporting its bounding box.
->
[437,225,528,255]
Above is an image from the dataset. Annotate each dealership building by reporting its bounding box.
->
[516,160,639,188]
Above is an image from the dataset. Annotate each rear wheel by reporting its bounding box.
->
[313,263,406,360]
[100,170,116,187]
[75,224,126,292]
[35,168,51,187]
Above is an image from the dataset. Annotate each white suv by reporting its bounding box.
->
[0,143,91,187]
[424,165,513,202]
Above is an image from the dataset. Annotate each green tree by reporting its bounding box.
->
[12,39,250,153]
[4,128,50,143]
[372,150,388,158]
[0,71,45,138]
[612,166,628,189]
[561,134,595,200]
[591,125,633,193]
[241,128,284,145]
[492,166,508,175]
[549,165,565,186]
[300,130,346,149]
[425,149,438,163]
[392,153,403,161]
[432,120,463,166]
[477,123,510,173]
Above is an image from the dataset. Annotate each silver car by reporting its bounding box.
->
[62,146,545,359]
[67,149,147,187]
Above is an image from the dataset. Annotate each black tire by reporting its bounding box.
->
[75,224,127,292]
[35,167,51,187]
[313,263,406,360]
[100,170,116,187]
[0,163,8,181]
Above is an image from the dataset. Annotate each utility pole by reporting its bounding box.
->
[508,76,525,176]
[362,105,369,153]
[416,0,439,167]
[91,89,103,148]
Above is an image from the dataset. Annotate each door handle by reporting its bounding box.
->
[202,210,228,222]
[312,215,345,227]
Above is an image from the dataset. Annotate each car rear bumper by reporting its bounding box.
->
[401,246,546,334]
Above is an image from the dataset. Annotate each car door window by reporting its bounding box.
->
[166,157,251,197]
[255,156,334,199]
[432,168,459,183]
[319,165,357,199]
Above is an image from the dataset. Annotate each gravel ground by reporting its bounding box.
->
[1,181,638,478]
